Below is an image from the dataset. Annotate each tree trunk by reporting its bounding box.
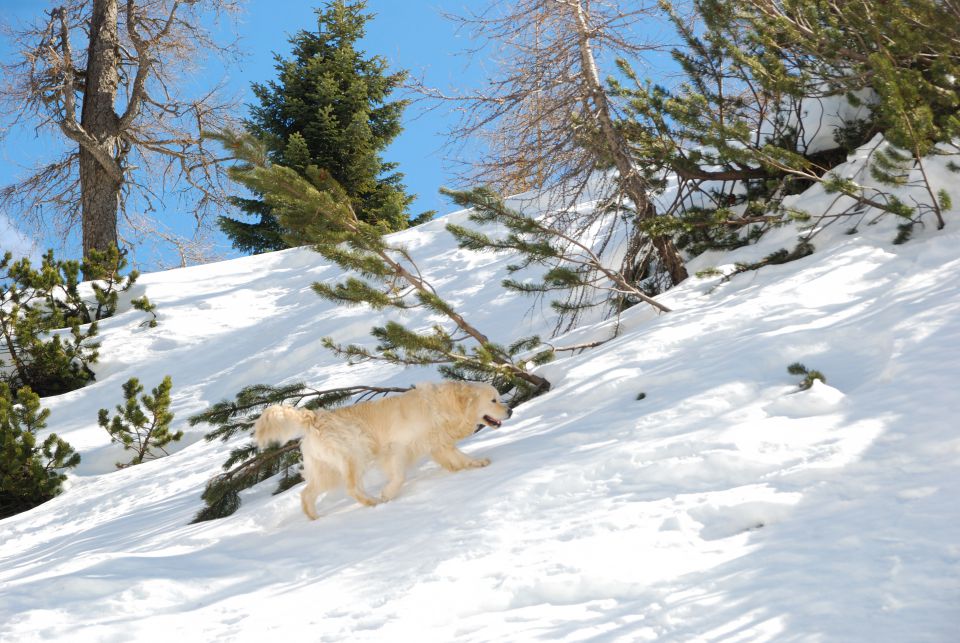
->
[568,0,688,287]
[79,0,122,258]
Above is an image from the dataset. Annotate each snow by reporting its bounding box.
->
[2,145,959,641]
[797,90,875,155]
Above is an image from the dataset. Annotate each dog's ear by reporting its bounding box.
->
[452,382,480,412]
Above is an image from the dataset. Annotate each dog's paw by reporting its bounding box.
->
[469,457,491,468]
[379,490,399,503]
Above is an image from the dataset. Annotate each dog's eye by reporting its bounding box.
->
[492,398,497,403]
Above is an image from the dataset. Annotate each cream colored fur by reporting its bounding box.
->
[253,381,512,520]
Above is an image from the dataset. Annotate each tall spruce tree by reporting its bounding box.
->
[218,0,427,253]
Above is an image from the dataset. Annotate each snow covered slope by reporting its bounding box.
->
[2,151,959,641]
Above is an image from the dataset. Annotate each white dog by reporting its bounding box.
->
[253,381,512,519]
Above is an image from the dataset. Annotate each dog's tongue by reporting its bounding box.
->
[483,414,502,428]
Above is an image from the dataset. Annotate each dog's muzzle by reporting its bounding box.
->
[476,410,511,433]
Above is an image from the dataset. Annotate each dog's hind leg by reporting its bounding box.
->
[430,445,490,472]
[301,481,323,521]
[344,459,380,507]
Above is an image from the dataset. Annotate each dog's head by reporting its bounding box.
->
[471,383,512,431]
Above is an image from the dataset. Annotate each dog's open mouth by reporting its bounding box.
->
[482,414,503,428]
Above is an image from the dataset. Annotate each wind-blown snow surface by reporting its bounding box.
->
[3,156,960,641]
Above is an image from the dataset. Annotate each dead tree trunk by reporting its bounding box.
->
[79,0,123,258]
[568,0,688,287]
[2,0,240,265]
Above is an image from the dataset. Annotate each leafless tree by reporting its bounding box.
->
[423,0,688,295]
[0,0,241,265]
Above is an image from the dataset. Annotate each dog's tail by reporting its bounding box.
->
[253,405,320,448]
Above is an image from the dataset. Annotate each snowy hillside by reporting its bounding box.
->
[2,146,959,641]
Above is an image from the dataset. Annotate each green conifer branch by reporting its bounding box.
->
[442,187,672,314]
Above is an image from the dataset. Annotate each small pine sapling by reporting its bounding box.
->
[787,363,827,391]
[0,383,80,518]
[99,376,181,468]
[1,251,100,395]
[131,296,158,328]
[79,247,141,322]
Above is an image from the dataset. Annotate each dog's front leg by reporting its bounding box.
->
[431,445,490,472]
[379,446,407,502]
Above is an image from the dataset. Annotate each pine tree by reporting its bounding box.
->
[0,246,155,397]
[727,0,960,232]
[218,0,428,253]
[787,362,826,391]
[430,0,689,291]
[2,250,103,397]
[612,0,832,259]
[613,0,957,254]
[98,376,181,468]
[729,0,959,155]
[0,383,80,518]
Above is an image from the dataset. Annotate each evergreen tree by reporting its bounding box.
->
[1,246,156,397]
[0,383,80,518]
[729,0,960,156]
[98,376,181,468]
[218,0,428,253]
[613,0,838,259]
[614,0,956,254]
[432,0,689,291]
[787,362,826,391]
[724,0,959,231]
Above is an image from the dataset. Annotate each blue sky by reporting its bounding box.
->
[0,1,484,265]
